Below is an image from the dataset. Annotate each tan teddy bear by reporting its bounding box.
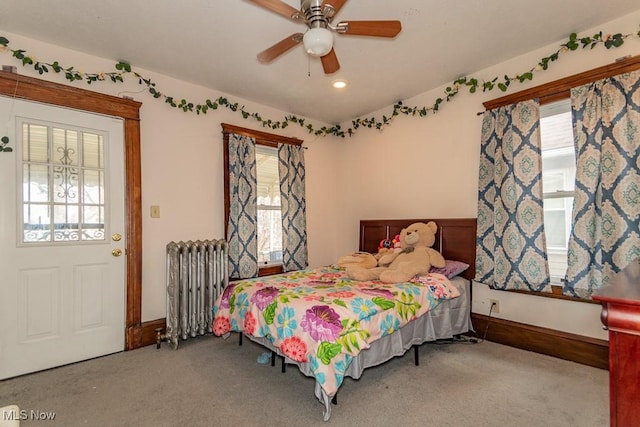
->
[346,221,446,283]
[337,251,378,269]
[373,234,402,266]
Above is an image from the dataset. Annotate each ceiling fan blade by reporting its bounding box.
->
[322,0,348,18]
[337,20,402,37]
[257,33,304,63]
[321,48,340,74]
[249,0,301,21]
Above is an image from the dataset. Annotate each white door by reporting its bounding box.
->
[0,97,126,379]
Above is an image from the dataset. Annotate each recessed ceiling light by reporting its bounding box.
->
[332,79,348,89]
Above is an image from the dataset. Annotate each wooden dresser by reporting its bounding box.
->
[592,258,640,427]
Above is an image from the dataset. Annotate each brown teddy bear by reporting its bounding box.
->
[346,221,446,283]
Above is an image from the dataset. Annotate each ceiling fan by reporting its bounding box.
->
[250,0,402,74]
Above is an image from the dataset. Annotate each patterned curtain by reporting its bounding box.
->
[564,70,640,298]
[227,133,259,279]
[476,99,551,291]
[278,143,308,272]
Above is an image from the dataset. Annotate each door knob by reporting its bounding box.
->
[112,248,123,257]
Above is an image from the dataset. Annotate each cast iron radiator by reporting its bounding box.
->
[163,239,228,349]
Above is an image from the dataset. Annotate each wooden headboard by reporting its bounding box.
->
[359,218,477,281]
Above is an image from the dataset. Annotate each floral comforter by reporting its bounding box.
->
[212,265,460,398]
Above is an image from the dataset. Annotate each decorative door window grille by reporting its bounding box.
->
[20,121,107,243]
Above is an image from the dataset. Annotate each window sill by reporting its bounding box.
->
[259,264,283,277]
[499,284,600,304]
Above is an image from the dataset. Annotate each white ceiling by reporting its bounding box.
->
[1,0,639,125]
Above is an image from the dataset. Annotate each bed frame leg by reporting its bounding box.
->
[414,345,419,366]
[238,332,243,346]
[332,393,338,405]
[271,351,276,366]
[281,357,286,373]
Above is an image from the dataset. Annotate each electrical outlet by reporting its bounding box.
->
[489,299,500,314]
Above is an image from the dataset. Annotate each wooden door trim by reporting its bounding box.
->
[0,70,144,350]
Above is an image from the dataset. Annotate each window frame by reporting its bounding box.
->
[221,123,303,277]
[482,55,640,302]
[19,119,109,245]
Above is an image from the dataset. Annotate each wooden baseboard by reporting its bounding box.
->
[470,313,609,370]
[139,318,166,348]
[137,316,609,370]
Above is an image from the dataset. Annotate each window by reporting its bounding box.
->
[20,120,106,244]
[256,145,283,266]
[481,56,640,299]
[222,123,305,277]
[540,99,576,282]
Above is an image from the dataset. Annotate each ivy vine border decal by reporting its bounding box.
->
[0,26,639,148]
[0,135,11,152]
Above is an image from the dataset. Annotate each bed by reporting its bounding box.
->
[212,218,476,421]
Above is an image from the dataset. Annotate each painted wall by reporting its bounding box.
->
[2,8,639,341]
[332,10,640,341]
[0,30,342,322]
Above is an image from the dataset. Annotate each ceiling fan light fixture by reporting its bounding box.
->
[303,27,334,57]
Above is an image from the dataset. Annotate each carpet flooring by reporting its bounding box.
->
[0,335,608,427]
